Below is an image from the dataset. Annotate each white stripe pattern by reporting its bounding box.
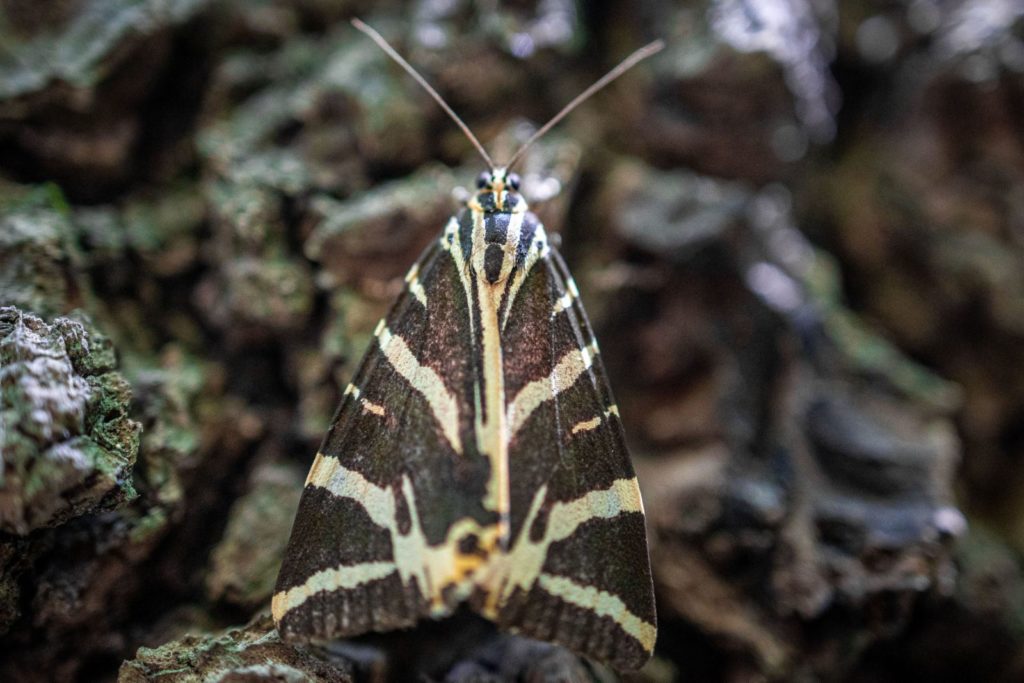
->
[279,456,494,620]
[470,208,514,520]
[551,290,574,316]
[405,262,428,307]
[571,416,602,434]
[506,341,600,439]
[361,398,385,416]
[377,326,463,455]
[480,477,651,645]
[500,227,548,330]
[272,562,395,620]
[284,461,651,643]
[537,573,657,651]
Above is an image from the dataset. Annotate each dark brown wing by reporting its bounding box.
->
[477,242,657,671]
[273,229,495,642]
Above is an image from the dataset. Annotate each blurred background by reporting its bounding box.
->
[1,0,1023,681]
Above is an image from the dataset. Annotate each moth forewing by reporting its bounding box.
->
[273,19,661,672]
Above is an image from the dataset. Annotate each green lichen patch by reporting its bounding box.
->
[0,306,140,534]
[0,0,211,101]
[0,191,80,318]
[75,182,207,278]
[195,255,315,336]
[205,460,304,609]
[118,613,352,683]
[200,24,429,190]
[123,346,210,509]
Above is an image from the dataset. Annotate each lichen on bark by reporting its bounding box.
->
[0,306,140,535]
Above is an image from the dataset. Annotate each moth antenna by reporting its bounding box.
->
[352,18,496,169]
[502,39,665,171]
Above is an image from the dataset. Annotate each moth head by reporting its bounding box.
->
[471,168,525,213]
[350,19,662,221]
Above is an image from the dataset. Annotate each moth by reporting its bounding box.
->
[273,19,662,672]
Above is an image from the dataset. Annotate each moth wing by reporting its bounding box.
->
[273,230,493,642]
[478,245,657,671]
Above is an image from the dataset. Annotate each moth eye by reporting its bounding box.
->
[476,172,490,189]
[507,173,521,191]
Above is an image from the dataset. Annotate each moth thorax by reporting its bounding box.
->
[474,209,520,285]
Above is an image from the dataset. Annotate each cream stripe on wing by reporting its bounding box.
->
[501,226,548,330]
[286,455,495,618]
[404,262,428,307]
[571,416,601,434]
[472,207,510,522]
[304,453,394,527]
[506,340,600,438]
[542,476,642,543]
[442,217,475,338]
[272,561,395,621]
[361,398,386,416]
[551,290,574,316]
[537,573,657,651]
[378,326,463,455]
[480,477,644,614]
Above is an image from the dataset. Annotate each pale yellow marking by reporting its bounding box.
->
[373,318,385,337]
[537,573,657,652]
[405,262,428,307]
[470,207,525,286]
[378,327,462,454]
[551,290,574,316]
[361,398,385,417]
[446,206,550,536]
[306,456,386,521]
[450,204,553,544]
[571,416,602,434]
[479,477,644,615]
[294,456,499,616]
[507,340,600,439]
[343,383,360,398]
[284,469,651,641]
[271,561,395,623]
[440,216,459,248]
[579,341,596,369]
[440,210,503,528]
[469,208,521,530]
[443,217,475,339]
[390,474,493,614]
[566,276,580,298]
[605,404,620,418]
[500,227,548,331]
[303,451,327,487]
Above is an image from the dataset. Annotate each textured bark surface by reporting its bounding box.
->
[1,0,1022,681]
